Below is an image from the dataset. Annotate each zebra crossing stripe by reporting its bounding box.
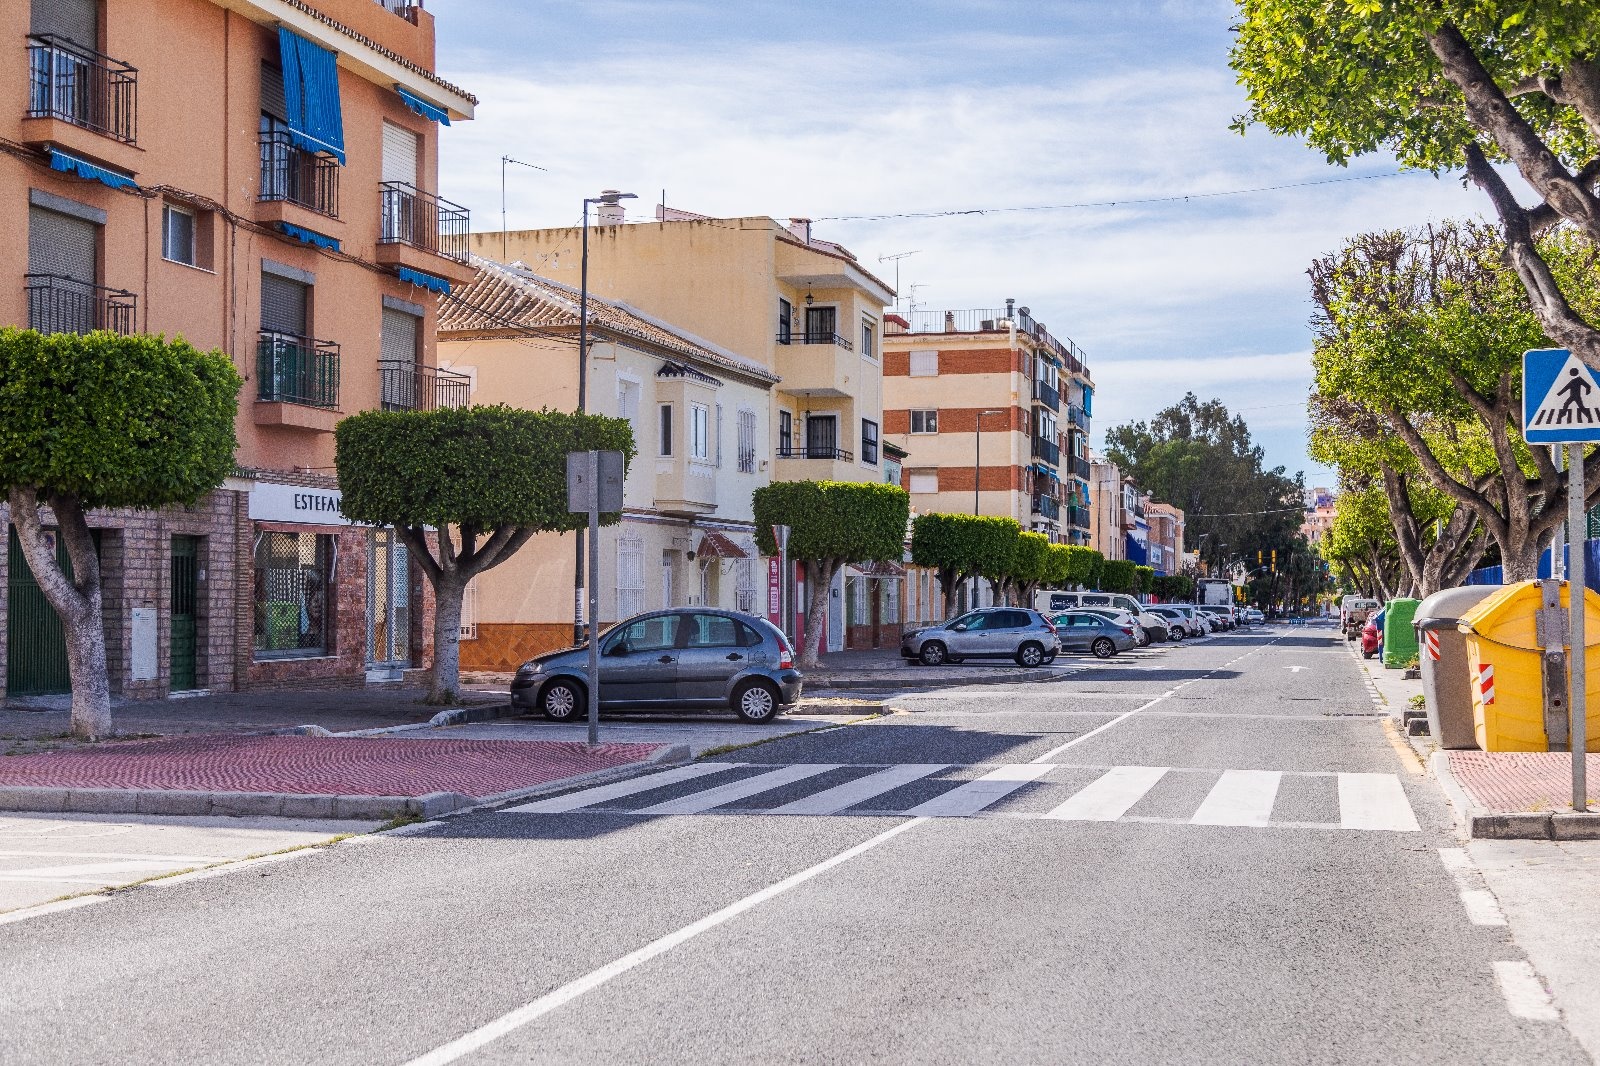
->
[502,762,743,814]
[902,763,1056,818]
[770,764,949,816]
[1046,766,1169,821]
[634,764,840,815]
[1337,772,1421,832]
[1191,770,1281,827]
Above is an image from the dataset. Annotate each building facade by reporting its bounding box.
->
[1145,502,1186,577]
[1,0,474,699]
[1089,453,1127,561]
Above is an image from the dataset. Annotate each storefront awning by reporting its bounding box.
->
[396,86,451,125]
[852,560,905,578]
[695,531,748,559]
[278,27,347,164]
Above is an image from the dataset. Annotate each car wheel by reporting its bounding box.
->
[539,678,583,721]
[1135,632,1150,648]
[1170,626,1185,641]
[1016,642,1045,668]
[919,642,949,666]
[1091,637,1116,660]
[732,680,780,723]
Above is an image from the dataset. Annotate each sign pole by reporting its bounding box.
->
[586,449,602,747]
[1571,442,1587,811]
[1554,447,1567,581]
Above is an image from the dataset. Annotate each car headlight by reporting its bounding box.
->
[515,662,542,679]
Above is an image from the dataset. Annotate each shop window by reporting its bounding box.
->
[253,531,333,657]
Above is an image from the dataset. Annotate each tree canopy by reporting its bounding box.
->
[909,513,1022,616]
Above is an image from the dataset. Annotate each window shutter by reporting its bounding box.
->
[260,272,308,336]
[260,61,287,122]
[909,350,938,376]
[382,121,418,186]
[381,307,419,364]
[31,0,98,45]
[27,205,97,283]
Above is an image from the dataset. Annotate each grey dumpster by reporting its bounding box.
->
[1414,585,1501,749]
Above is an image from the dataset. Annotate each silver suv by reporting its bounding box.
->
[901,607,1061,667]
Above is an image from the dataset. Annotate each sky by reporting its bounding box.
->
[429,0,1498,489]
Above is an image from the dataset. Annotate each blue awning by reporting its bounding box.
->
[1124,534,1149,565]
[278,221,341,252]
[397,266,451,295]
[48,150,138,191]
[396,86,450,125]
[278,28,346,164]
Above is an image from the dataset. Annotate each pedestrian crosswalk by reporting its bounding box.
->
[502,761,1422,832]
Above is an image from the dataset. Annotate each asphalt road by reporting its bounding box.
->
[0,625,1585,1065]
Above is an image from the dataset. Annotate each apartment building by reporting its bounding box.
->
[469,208,901,652]
[1,0,474,699]
[883,301,1095,547]
[1089,453,1126,562]
[437,260,780,669]
[1301,486,1336,545]
[1145,501,1186,577]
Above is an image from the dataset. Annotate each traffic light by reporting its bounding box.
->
[1271,549,1277,570]
[1257,550,1263,566]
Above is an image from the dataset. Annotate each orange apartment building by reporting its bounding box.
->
[0,0,474,699]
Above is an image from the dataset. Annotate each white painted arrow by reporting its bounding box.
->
[1284,666,1306,673]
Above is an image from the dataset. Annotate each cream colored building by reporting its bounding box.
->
[438,260,779,670]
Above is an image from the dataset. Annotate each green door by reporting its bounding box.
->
[170,536,199,691]
[6,526,72,697]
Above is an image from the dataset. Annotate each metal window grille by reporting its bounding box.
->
[737,410,757,473]
[253,531,332,657]
[459,579,478,640]
[884,575,900,623]
[617,537,645,619]
[735,558,756,614]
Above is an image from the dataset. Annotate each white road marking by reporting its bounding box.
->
[1284,666,1306,672]
[770,764,947,816]
[1439,847,1473,873]
[1337,772,1421,832]
[1192,770,1282,827]
[0,849,227,863]
[1460,889,1509,927]
[1047,766,1169,821]
[502,762,742,814]
[401,818,927,1066]
[0,859,195,880]
[1028,691,1180,763]
[902,764,1056,818]
[1493,960,1560,1021]
[0,896,102,926]
[635,764,839,815]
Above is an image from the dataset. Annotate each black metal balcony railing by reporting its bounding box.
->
[374,0,421,22]
[257,332,340,409]
[1033,379,1060,411]
[1072,455,1092,481]
[1032,494,1061,521]
[25,274,137,335]
[379,181,470,262]
[1032,436,1060,466]
[778,444,854,461]
[380,360,470,411]
[26,36,138,144]
[774,331,854,350]
[259,130,340,217]
[1067,504,1092,529]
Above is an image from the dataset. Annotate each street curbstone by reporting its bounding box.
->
[1471,812,1553,840]
[405,792,469,818]
[279,794,338,819]
[135,790,214,816]
[64,788,145,814]
[208,792,286,817]
[1550,812,1600,840]
[0,787,70,812]
[649,744,692,765]
[333,795,409,820]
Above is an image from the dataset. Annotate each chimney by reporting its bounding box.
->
[788,217,813,244]
[1005,297,1015,319]
[596,191,626,225]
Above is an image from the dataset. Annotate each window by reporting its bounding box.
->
[714,403,723,467]
[910,409,939,434]
[658,404,674,456]
[909,470,938,494]
[162,205,195,266]
[617,536,645,619]
[737,409,757,473]
[380,307,422,409]
[690,403,710,460]
[607,614,680,655]
[685,613,742,648]
[861,419,879,465]
[909,350,938,376]
[618,378,641,437]
[253,531,333,658]
[778,298,792,344]
[734,558,756,613]
[779,410,793,456]
[861,316,877,359]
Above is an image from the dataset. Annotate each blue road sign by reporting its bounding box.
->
[1524,348,1600,444]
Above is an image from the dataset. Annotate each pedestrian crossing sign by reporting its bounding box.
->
[1524,348,1600,443]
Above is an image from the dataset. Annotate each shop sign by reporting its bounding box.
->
[248,482,353,526]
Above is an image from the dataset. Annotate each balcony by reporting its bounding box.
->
[1033,379,1060,412]
[374,0,421,21]
[25,274,136,335]
[775,330,854,351]
[778,445,854,462]
[258,131,340,220]
[256,333,340,432]
[1032,436,1060,466]
[1067,504,1092,529]
[773,334,856,398]
[380,360,470,411]
[24,36,138,157]
[1032,494,1061,521]
[1071,455,1091,481]
[376,182,476,284]
[1067,403,1090,430]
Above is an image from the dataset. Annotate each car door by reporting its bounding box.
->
[942,611,987,656]
[598,614,682,705]
[674,613,753,703]
[1053,613,1091,652]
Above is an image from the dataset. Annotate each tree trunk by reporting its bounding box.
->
[1500,529,1546,583]
[937,567,957,619]
[429,571,466,703]
[798,558,837,670]
[9,489,110,739]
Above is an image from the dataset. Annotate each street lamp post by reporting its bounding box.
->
[573,189,637,644]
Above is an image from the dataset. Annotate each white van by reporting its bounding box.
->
[1035,591,1171,642]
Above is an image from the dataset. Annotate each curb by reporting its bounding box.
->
[0,743,693,822]
[1428,750,1600,840]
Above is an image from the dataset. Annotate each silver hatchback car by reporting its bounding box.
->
[511,608,802,723]
[901,607,1061,667]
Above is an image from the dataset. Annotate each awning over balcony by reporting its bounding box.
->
[277,28,346,164]
[397,266,451,295]
[695,531,747,559]
[396,86,451,125]
[48,150,138,191]
[1031,463,1059,481]
[278,221,341,252]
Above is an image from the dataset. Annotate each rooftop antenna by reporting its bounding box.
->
[878,250,920,311]
[906,281,927,314]
[501,156,549,260]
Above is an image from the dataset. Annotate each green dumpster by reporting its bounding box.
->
[1383,597,1421,668]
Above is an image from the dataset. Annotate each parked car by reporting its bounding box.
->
[1195,607,1234,631]
[1146,605,1202,640]
[1079,607,1160,647]
[1034,591,1171,642]
[901,607,1061,667]
[511,608,801,724]
[1243,607,1265,625]
[1340,596,1381,642]
[1050,611,1139,659]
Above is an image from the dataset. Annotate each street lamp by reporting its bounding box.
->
[573,189,637,643]
[974,409,1003,515]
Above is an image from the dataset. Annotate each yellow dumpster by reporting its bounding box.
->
[1459,580,1600,752]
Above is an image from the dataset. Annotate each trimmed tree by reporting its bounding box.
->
[1135,565,1155,597]
[909,513,1021,617]
[1060,545,1104,590]
[336,405,634,702]
[753,481,909,669]
[1099,559,1138,595]
[1043,543,1075,592]
[975,519,1023,605]
[1006,531,1053,608]
[1152,574,1195,602]
[0,329,241,739]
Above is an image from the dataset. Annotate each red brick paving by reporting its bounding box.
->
[0,735,667,798]
[1448,751,1600,812]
